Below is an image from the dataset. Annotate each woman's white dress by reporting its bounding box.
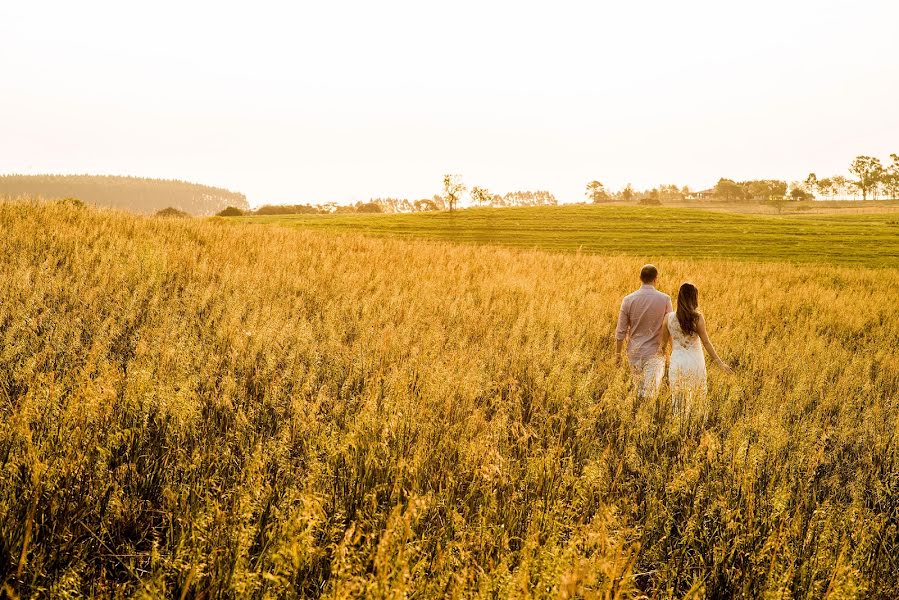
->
[667,312,707,413]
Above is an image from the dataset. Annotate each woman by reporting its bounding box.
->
[662,282,732,414]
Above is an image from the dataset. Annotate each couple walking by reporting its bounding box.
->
[615,264,732,412]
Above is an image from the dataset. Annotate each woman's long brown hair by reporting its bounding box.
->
[676,282,700,336]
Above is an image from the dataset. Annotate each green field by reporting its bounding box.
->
[238,205,899,267]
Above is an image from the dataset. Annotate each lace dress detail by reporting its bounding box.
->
[667,312,707,413]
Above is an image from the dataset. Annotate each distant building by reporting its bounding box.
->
[685,188,715,201]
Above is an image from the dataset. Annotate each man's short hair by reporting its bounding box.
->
[640,264,658,283]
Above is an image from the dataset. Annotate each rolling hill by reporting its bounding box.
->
[0,174,249,215]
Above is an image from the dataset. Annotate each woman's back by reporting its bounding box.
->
[668,312,703,356]
[667,283,733,415]
[667,312,707,412]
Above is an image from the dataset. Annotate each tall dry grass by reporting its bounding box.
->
[1,200,898,598]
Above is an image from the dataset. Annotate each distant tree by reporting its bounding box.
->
[766,197,788,214]
[657,184,685,202]
[366,197,414,213]
[788,185,814,201]
[714,178,746,202]
[431,194,448,210]
[470,186,493,206]
[355,201,383,213]
[830,175,849,199]
[620,184,634,202]
[849,155,884,200]
[414,198,439,211]
[740,180,787,203]
[217,206,245,217]
[814,178,833,200]
[443,175,466,212]
[804,173,818,197]
[586,180,611,203]
[368,198,394,213]
[885,154,899,200]
[501,190,557,206]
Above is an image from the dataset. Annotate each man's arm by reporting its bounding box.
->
[614,299,630,363]
[615,338,625,362]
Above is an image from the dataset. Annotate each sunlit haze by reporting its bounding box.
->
[2,0,898,206]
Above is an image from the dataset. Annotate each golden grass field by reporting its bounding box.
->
[2,200,899,598]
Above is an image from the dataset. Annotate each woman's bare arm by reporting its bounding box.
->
[696,315,732,371]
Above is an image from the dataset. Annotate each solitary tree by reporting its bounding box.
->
[620,184,634,202]
[767,197,788,214]
[849,156,883,200]
[470,186,492,207]
[585,180,610,203]
[443,175,466,212]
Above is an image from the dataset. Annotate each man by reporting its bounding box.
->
[615,264,672,399]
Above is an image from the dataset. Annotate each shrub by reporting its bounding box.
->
[154,207,191,218]
[216,206,245,217]
[57,197,85,208]
[355,201,383,213]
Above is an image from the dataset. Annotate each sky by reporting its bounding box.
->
[2,1,898,206]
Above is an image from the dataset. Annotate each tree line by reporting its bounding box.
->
[807,154,899,201]
[220,175,557,216]
[0,174,249,215]
[586,181,693,205]
[586,153,899,205]
[12,153,896,219]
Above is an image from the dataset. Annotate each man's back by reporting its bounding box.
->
[616,284,672,360]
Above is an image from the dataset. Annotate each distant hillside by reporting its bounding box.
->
[0,174,249,215]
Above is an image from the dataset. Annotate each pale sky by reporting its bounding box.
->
[2,1,898,206]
